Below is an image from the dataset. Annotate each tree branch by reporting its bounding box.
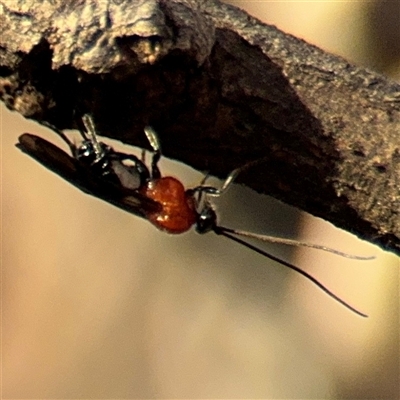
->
[1,0,399,254]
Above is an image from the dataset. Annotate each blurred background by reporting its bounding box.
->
[2,1,399,398]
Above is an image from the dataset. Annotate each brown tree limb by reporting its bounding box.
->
[1,0,399,254]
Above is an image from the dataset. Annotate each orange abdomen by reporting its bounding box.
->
[140,176,197,234]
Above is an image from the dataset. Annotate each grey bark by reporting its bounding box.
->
[1,0,399,254]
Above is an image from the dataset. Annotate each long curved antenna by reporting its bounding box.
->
[220,227,375,260]
[213,226,368,317]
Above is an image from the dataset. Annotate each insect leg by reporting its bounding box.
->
[81,114,106,161]
[143,126,162,179]
[41,121,77,154]
[191,158,268,198]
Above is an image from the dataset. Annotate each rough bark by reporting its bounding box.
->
[1,0,399,254]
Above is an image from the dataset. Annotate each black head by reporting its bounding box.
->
[195,204,217,234]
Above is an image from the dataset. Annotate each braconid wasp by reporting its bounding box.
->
[17,115,374,317]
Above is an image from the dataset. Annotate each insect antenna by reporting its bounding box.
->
[189,152,373,317]
[212,225,368,317]
[219,227,375,260]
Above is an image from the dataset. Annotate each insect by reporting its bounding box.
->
[17,115,374,317]
[17,117,162,219]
